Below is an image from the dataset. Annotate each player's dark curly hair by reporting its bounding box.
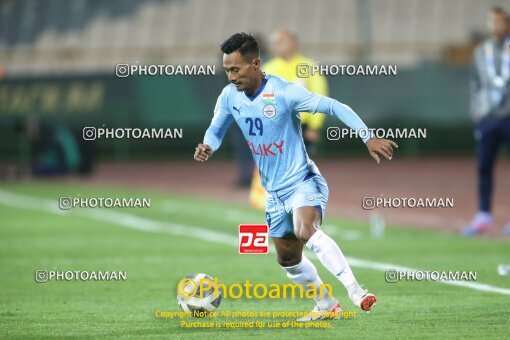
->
[220,33,259,60]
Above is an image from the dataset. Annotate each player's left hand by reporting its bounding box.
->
[366,138,398,164]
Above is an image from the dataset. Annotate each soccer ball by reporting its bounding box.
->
[177,273,222,316]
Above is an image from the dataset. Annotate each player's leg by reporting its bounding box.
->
[477,119,500,216]
[293,206,357,288]
[272,232,303,267]
[499,115,510,234]
[272,234,340,321]
[463,118,501,235]
[292,206,376,311]
[288,174,376,311]
[273,234,333,302]
[267,192,339,321]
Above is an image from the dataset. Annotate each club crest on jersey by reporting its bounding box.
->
[263,104,276,118]
[262,93,276,104]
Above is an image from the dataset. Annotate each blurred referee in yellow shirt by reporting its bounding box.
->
[250,28,330,209]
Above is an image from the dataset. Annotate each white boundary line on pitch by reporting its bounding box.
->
[1,189,509,297]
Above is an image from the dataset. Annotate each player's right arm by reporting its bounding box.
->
[194,88,234,162]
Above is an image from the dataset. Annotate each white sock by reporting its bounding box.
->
[282,255,335,309]
[306,229,358,289]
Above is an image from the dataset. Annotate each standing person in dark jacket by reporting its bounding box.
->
[463,7,510,236]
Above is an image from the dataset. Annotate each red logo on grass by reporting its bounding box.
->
[238,224,268,254]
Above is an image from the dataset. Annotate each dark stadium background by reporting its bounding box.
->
[1,0,500,162]
[2,0,509,230]
[1,1,510,338]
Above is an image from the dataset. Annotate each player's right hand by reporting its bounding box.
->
[194,143,212,162]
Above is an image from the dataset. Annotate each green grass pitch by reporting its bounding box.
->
[0,182,509,339]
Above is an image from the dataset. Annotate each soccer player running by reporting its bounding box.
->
[250,28,329,210]
[194,33,397,321]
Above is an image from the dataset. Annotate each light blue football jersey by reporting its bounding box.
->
[203,74,370,193]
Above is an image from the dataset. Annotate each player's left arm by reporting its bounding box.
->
[285,84,398,163]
